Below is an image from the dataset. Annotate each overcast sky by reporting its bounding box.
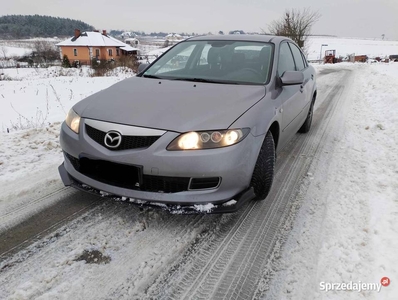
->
[2,0,398,39]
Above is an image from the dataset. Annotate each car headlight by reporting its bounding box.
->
[167,128,250,150]
[65,109,81,134]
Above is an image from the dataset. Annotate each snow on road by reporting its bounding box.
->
[0,202,222,300]
[0,63,397,299]
[263,63,398,299]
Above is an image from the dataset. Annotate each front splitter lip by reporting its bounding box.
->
[59,163,255,214]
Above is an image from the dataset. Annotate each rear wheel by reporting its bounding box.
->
[250,131,275,201]
[298,98,315,133]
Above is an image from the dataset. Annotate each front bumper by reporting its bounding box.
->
[59,120,263,207]
[59,163,255,214]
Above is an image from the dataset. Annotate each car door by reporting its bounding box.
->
[288,42,314,118]
[278,42,306,142]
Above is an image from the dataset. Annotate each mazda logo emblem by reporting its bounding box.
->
[104,131,122,148]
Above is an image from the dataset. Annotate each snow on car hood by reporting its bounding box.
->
[74,76,265,132]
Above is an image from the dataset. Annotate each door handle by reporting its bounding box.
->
[300,85,304,93]
[311,74,314,80]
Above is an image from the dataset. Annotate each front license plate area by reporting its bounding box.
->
[79,155,142,190]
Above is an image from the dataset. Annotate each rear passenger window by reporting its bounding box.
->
[278,43,296,76]
[289,43,306,71]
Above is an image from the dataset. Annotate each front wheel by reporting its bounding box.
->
[250,131,275,201]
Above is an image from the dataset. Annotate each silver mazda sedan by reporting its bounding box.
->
[59,35,317,213]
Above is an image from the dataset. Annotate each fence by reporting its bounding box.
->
[0,59,61,69]
[137,54,160,64]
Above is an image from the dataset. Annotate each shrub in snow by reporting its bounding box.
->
[62,55,71,68]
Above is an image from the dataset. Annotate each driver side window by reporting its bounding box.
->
[152,44,195,74]
[278,42,296,76]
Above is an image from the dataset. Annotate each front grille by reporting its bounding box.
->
[189,177,221,190]
[85,124,161,150]
[64,152,190,193]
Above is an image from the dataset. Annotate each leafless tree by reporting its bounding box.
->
[0,46,8,59]
[0,46,8,74]
[268,8,321,49]
[33,40,59,66]
[117,55,139,72]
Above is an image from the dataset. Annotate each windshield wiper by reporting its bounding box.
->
[142,74,163,79]
[172,78,238,84]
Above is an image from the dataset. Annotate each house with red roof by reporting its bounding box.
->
[57,29,139,65]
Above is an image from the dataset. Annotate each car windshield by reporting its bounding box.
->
[142,40,273,85]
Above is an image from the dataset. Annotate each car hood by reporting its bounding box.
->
[74,77,266,132]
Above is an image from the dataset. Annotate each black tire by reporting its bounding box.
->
[298,98,315,133]
[250,131,275,201]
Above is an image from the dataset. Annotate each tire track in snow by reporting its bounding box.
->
[0,201,222,299]
[0,189,104,259]
[0,187,69,231]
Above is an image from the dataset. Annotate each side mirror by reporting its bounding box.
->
[280,71,304,86]
[138,63,149,73]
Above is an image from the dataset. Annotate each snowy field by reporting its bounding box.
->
[1,35,397,62]
[0,45,32,57]
[306,36,398,60]
[140,35,398,61]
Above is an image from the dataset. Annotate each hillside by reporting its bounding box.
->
[0,15,95,39]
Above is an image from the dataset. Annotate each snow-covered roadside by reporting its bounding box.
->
[263,63,398,299]
[0,69,133,230]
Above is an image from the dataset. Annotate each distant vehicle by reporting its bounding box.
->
[389,55,398,62]
[324,50,336,64]
[355,55,368,63]
[59,35,317,213]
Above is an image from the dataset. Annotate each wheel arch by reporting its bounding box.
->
[268,121,280,150]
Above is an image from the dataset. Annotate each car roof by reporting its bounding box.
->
[186,34,292,44]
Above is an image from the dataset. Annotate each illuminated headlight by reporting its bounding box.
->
[65,108,81,134]
[167,128,250,150]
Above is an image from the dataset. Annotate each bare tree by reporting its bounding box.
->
[0,46,8,59]
[33,40,59,66]
[0,46,8,74]
[268,8,321,49]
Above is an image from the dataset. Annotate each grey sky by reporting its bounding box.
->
[2,0,397,39]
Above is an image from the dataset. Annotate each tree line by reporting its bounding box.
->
[0,15,95,39]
